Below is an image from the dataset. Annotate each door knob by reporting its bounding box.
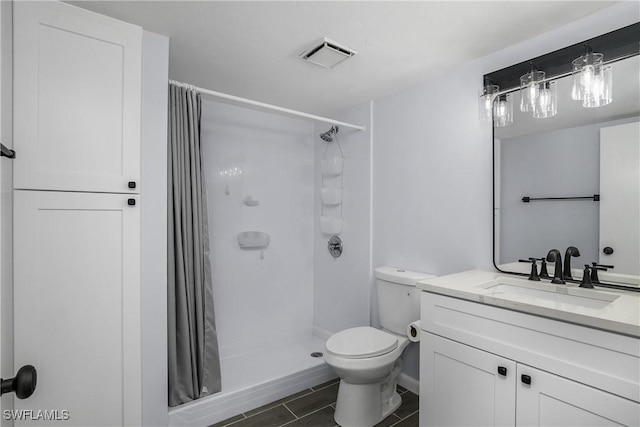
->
[0,365,37,399]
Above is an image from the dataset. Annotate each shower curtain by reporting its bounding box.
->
[167,82,221,406]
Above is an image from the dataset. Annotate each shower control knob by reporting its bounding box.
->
[603,246,614,255]
[327,236,343,258]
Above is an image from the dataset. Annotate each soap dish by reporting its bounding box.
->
[237,231,270,249]
[320,216,342,235]
[320,187,342,206]
[321,157,343,177]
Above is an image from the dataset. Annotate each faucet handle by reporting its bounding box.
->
[590,262,612,284]
[537,257,550,278]
[580,265,595,289]
[519,258,541,281]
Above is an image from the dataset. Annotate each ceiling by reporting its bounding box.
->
[68,1,617,117]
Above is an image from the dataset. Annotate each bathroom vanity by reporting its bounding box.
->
[417,270,640,427]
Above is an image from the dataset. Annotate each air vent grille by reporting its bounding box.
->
[299,38,357,69]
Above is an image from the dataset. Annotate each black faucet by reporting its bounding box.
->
[590,262,613,284]
[519,258,540,281]
[563,246,581,280]
[546,249,565,284]
[579,265,595,289]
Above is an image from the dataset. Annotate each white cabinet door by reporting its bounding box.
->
[13,190,141,426]
[13,1,142,194]
[420,332,516,427]
[516,364,639,427]
[599,122,640,275]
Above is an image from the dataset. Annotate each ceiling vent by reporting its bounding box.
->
[299,38,357,69]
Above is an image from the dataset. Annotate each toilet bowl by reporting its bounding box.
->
[323,267,435,427]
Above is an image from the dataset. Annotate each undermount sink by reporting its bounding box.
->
[475,279,620,310]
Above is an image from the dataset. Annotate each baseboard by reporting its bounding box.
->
[398,372,419,395]
[312,325,334,342]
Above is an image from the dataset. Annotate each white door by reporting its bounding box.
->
[13,1,142,194]
[516,364,639,427]
[13,190,140,426]
[420,332,516,427]
[599,122,640,275]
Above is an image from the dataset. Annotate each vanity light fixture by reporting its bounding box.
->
[478,78,500,122]
[571,46,612,108]
[493,94,513,127]
[533,81,557,118]
[519,65,545,113]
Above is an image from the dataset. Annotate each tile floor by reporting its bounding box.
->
[210,378,419,427]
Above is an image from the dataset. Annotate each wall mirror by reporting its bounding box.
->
[490,25,639,288]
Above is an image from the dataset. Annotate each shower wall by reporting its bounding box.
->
[200,100,315,357]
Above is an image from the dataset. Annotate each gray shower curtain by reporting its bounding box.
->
[167,82,221,407]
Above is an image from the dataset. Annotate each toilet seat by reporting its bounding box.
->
[326,326,398,359]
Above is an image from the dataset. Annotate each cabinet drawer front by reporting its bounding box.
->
[421,292,640,403]
[14,1,142,193]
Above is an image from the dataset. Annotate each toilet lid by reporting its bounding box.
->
[325,327,398,359]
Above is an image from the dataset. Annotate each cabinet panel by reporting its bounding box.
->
[517,364,639,427]
[13,190,141,426]
[420,332,516,427]
[13,1,142,193]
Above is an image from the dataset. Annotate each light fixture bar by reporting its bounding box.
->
[483,22,638,92]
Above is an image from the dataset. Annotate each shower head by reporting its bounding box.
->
[320,132,333,142]
[319,125,339,142]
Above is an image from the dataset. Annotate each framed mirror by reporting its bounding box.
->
[491,32,639,288]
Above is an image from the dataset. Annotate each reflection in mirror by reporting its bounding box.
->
[494,55,640,287]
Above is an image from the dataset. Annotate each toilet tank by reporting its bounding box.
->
[375,267,436,335]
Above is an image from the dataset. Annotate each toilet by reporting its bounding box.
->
[323,267,435,427]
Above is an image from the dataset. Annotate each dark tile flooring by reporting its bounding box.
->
[210,378,419,427]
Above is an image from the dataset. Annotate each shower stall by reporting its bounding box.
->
[168,99,371,426]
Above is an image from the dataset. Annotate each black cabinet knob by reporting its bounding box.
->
[521,374,531,385]
[497,366,507,376]
[128,181,136,189]
[127,199,136,206]
[603,247,614,255]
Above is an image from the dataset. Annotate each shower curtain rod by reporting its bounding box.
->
[170,80,366,132]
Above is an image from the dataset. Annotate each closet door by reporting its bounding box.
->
[13,1,142,193]
[13,190,141,426]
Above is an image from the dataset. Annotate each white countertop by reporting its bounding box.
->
[417,269,640,337]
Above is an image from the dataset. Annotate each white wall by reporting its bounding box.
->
[0,0,12,421]
[313,103,372,338]
[201,101,316,355]
[370,2,639,381]
[141,30,169,427]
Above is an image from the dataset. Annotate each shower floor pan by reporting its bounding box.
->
[168,334,334,427]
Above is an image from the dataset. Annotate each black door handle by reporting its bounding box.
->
[1,365,37,399]
[521,374,531,385]
[497,366,507,376]
[128,181,136,189]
